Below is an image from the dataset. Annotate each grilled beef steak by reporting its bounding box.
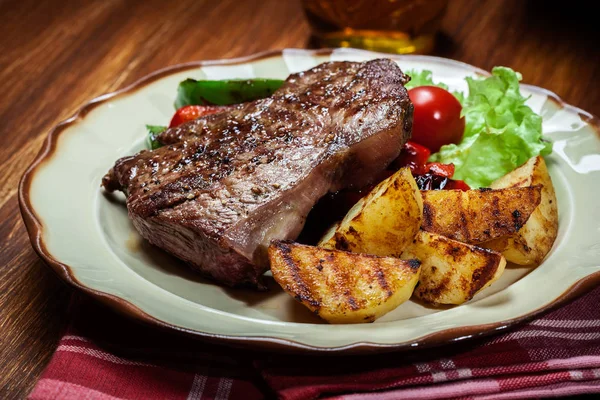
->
[103,59,413,288]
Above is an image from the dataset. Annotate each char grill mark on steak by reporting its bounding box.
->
[103,59,413,288]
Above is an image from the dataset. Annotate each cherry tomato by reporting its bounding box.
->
[408,86,465,153]
[169,105,228,128]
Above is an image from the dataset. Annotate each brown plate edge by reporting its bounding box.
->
[17,48,600,355]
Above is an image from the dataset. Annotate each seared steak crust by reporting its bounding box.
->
[103,59,413,288]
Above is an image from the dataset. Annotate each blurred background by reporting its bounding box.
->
[2,0,598,121]
[302,0,449,54]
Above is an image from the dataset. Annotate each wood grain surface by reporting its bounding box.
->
[1,0,598,398]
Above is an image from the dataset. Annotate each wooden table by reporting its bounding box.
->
[1,0,598,397]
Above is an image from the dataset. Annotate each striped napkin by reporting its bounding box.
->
[29,286,600,400]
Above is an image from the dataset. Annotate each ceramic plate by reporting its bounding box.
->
[19,48,600,353]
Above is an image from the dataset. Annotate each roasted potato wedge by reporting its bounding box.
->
[421,186,542,244]
[269,240,421,323]
[318,167,422,257]
[484,156,558,265]
[402,231,506,305]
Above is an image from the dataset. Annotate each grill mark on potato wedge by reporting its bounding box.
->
[271,240,321,308]
[512,209,523,230]
[375,268,393,298]
[418,273,451,300]
[346,296,360,311]
[269,241,421,323]
[422,203,434,229]
[407,259,422,270]
[468,254,500,299]
[420,186,542,244]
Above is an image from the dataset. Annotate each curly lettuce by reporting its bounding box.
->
[428,67,552,188]
[405,69,465,103]
[405,69,449,90]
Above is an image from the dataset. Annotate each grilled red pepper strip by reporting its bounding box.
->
[393,141,431,174]
[445,179,470,191]
[169,105,228,128]
[425,162,455,178]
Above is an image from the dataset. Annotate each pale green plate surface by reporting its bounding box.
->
[20,48,600,353]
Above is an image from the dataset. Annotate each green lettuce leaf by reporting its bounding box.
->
[405,69,465,103]
[146,125,166,150]
[430,67,552,188]
[405,69,449,90]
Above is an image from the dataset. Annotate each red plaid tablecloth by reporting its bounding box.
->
[29,286,600,400]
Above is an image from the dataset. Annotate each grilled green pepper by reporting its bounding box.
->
[174,78,284,108]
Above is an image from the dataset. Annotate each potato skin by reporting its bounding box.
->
[319,167,422,257]
[421,186,542,244]
[485,156,558,265]
[402,231,506,305]
[269,240,421,323]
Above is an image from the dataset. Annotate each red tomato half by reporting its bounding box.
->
[408,86,465,153]
[169,105,228,128]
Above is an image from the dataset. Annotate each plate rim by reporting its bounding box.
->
[18,48,600,354]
